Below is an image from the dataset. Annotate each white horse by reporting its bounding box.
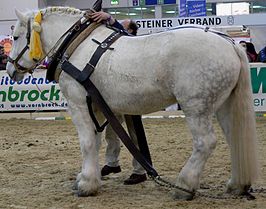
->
[7,7,259,199]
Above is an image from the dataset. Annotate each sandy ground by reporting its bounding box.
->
[0,113,266,209]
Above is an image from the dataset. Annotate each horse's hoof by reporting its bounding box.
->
[226,182,251,195]
[171,189,195,201]
[76,177,100,197]
[72,181,78,191]
[77,189,98,197]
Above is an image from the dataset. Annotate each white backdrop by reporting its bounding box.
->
[0,63,266,112]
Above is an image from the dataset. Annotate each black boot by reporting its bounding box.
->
[101,165,121,176]
[124,174,147,185]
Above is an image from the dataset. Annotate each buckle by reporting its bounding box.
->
[92,38,114,50]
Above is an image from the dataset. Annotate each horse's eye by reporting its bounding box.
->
[13,36,19,41]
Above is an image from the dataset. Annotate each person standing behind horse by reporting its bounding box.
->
[90,11,147,185]
[240,41,258,62]
[90,11,138,36]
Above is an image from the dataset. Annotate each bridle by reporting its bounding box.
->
[8,18,40,74]
[7,13,86,77]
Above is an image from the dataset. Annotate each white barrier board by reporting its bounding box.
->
[0,70,67,111]
[0,63,266,112]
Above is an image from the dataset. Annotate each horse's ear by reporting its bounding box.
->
[15,9,27,23]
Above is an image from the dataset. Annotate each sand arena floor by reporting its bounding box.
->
[0,112,266,209]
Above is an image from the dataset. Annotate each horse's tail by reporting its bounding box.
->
[229,44,259,186]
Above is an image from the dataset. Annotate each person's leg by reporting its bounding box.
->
[104,124,121,168]
[131,158,146,175]
[124,115,147,184]
[101,115,124,176]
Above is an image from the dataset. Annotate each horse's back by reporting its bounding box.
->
[66,26,242,115]
[115,28,242,114]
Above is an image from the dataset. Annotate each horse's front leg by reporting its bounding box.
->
[68,101,102,196]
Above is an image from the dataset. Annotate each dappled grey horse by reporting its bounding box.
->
[6,7,259,199]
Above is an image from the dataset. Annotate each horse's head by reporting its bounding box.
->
[6,9,37,81]
[7,7,84,82]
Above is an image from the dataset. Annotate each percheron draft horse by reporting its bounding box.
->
[6,7,259,200]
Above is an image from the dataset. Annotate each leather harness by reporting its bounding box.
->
[47,16,157,177]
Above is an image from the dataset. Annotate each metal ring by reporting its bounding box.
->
[101,43,108,49]
[74,25,80,31]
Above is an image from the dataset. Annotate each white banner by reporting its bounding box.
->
[136,13,266,34]
[0,63,266,112]
[0,70,67,111]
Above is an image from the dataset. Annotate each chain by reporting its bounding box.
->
[149,175,257,200]
[150,175,195,196]
[249,187,266,194]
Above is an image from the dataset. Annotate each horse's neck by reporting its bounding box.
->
[41,14,82,53]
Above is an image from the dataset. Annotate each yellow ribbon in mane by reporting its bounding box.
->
[29,11,44,60]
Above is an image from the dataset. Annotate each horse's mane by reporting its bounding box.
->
[41,6,84,17]
[24,6,84,18]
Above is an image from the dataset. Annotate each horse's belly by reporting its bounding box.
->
[99,86,176,115]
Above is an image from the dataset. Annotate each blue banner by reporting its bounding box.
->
[187,0,206,17]
[179,0,187,17]
[164,0,176,4]
[145,0,157,5]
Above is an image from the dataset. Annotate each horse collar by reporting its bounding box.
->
[46,16,92,82]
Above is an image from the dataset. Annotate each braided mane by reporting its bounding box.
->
[40,6,84,18]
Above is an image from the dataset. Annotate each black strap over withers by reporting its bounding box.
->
[73,31,122,83]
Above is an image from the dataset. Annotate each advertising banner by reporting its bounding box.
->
[0,70,67,111]
[136,13,266,35]
[0,35,13,55]
[0,64,266,112]
[250,63,266,112]
[179,0,187,17]
[187,0,206,17]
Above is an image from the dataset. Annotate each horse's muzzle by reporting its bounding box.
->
[6,62,24,82]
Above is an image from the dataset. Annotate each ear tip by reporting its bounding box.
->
[15,8,26,22]
[15,8,20,14]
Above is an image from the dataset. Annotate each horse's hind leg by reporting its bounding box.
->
[174,113,217,200]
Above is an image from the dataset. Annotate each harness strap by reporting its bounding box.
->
[168,25,235,45]
[86,96,109,132]
[53,23,101,82]
[61,31,122,131]
[61,60,158,177]
[60,27,157,176]
[68,31,122,83]
[46,16,92,81]
[124,115,153,166]
[65,22,101,58]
